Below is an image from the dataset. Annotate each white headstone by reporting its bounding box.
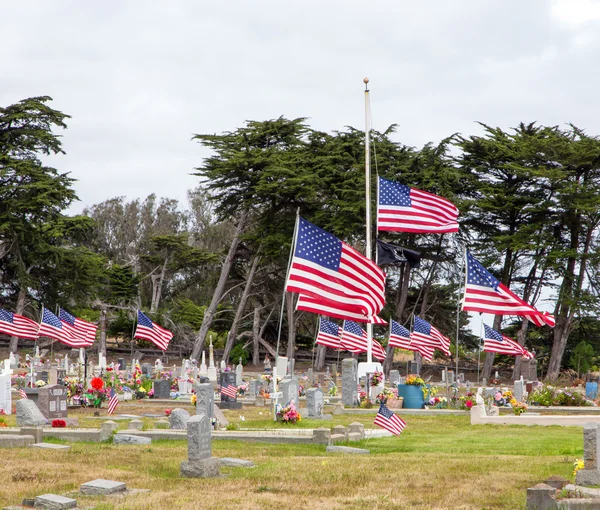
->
[236,363,243,387]
[276,356,288,377]
[0,373,11,415]
[200,351,208,376]
[9,352,16,368]
[155,359,164,371]
[220,360,226,372]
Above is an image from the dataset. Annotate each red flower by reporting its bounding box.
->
[51,419,66,428]
[165,408,172,416]
[91,377,104,390]
[465,400,473,409]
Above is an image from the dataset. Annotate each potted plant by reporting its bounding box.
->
[397,374,426,409]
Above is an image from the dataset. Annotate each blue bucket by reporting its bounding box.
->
[397,384,425,409]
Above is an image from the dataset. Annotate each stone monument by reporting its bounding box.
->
[207,338,217,382]
[180,414,220,478]
[342,358,358,407]
[306,387,324,418]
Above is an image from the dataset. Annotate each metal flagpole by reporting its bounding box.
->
[477,317,483,384]
[364,77,373,364]
[455,245,466,376]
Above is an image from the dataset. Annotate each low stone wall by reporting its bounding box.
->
[471,405,600,426]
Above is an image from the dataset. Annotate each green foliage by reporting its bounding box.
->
[570,341,595,376]
[230,343,249,365]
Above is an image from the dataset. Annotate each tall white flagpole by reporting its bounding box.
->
[364,77,373,364]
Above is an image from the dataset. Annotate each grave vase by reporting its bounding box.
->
[397,384,425,409]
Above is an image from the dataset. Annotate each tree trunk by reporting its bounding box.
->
[285,292,296,359]
[191,211,247,361]
[252,307,260,366]
[315,344,326,370]
[98,308,107,358]
[150,256,169,313]
[511,319,530,380]
[9,286,27,353]
[223,252,261,363]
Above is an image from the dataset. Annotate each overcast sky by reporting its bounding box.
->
[3,0,599,215]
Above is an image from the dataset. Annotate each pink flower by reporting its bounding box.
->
[495,392,502,401]
[465,400,473,409]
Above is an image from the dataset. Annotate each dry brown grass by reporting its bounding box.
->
[0,402,580,509]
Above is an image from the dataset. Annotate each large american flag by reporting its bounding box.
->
[0,308,39,340]
[316,318,341,349]
[134,311,172,351]
[483,325,533,358]
[285,218,386,321]
[462,250,555,328]
[39,308,85,347]
[374,403,407,436]
[59,308,97,347]
[411,316,451,356]
[340,321,386,360]
[107,387,119,415]
[377,176,459,234]
[388,319,411,350]
[221,384,237,399]
[296,294,387,324]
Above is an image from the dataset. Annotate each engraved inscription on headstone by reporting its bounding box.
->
[37,384,68,420]
[187,414,211,461]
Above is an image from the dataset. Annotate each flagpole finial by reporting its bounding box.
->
[363,77,369,90]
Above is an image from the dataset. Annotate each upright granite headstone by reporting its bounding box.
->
[409,361,419,375]
[180,414,220,478]
[141,363,153,376]
[306,387,324,418]
[236,362,243,387]
[0,373,11,415]
[529,358,538,381]
[169,408,191,429]
[219,372,241,409]
[307,368,314,386]
[513,380,524,402]
[280,378,299,407]
[194,382,214,418]
[342,358,358,407]
[153,379,171,399]
[576,422,600,486]
[16,399,47,426]
[520,359,530,381]
[389,370,400,386]
[248,379,257,397]
[37,385,68,420]
[118,358,126,371]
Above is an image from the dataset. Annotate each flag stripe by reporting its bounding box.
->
[374,403,406,436]
[0,309,39,340]
[134,311,172,351]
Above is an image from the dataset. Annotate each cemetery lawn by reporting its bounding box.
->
[0,407,582,509]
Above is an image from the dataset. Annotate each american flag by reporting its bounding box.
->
[285,218,386,321]
[462,251,555,328]
[134,311,172,351]
[221,384,237,399]
[296,294,387,324]
[374,403,407,436]
[0,308,39,340]
[316,319,341,349]
[483,325,532,358]
[39,308,85,347]
[107,387,119,415]
[340,321,386,360]
[411,316,451,356]
[59,308,97,347]
[377,176,459,234]
[413,343,435,361]
[19,388,28,400]
[388,319,411,350]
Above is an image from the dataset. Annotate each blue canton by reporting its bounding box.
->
[484,324,504,342]
[378,404,394,419]
[413,316,432,335]
[344,321,364,336]
[391,319,410,337]
[138,311,154,329]
[295,218,341,270]
[43,308,63,328]
[320,319,339,335]
[466,251,499,289]
[59,308,76,326]
[0,309,14,323]
[378,177,412,207]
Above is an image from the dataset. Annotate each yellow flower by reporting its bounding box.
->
[573,459,584,475]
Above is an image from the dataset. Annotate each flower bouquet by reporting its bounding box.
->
[405,374,425,386]
[376,388,394,404]
[276,401,301,423]
[371,371,384,386]
[511,400,528,415]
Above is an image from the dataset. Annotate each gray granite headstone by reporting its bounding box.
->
[114,434,151,445]
[529,358,538,381]
[342,358,358,407]
[576,422,600,485]
[80,479,127,495]
[389,370,400,385]
[307,368,314,385]
[409,361,419,375]
[513,380,524,402]
[141,363,153,376]
[194,382,214,418]
[248,379,257,397]
[35,494,77,509]
[37,385,68,420]
[520,359,530,381]
[187,414,211,461]
[16,399,47,426]
[306,387,324,418]
[219,372,241,409]
[153,379,171,399]
[169,408,191,429]
[118,358,126,371]
[280,378,299,407]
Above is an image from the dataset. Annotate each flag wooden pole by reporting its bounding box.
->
[364,77,373,364]
[276,212,300,358]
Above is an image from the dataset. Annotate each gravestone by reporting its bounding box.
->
[307,368,314,386]
[389,370,400,386]
[169,408,191,429]
[153,379,171,399]
[194,382,214,418]
[318,373,325,387]
[441,369,446,383]
[133,350,144,362]
[16,399,47,426]
[448,370,455,384]
[118,358,126,371]
[37,385,68,420]
[520,359,530,381]
[279,378,299,407]
[248,379,257,397]
[341,358,358,407]
[141,363,153,376]
[219,372,241,409]
[180,414,220,478]
[220,360,226,372]
[529,358,538,381]
[276,356,288,377]
[236,362,243,387]
[576,422,600,486]
[306,387,324,418]
[482,378,487,387]
[0,373,11,415]
[409,361,419,375]
[331,363,338,383]
[587,382,599,400]
[397,375,405,385]
[513,380,524,402]
[39,370,49,385]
